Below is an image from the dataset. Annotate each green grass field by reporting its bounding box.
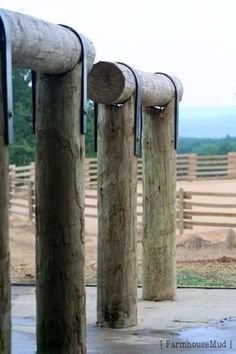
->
[177,258,236,287]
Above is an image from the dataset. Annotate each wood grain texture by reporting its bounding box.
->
[88,61,183,106]
[97,99,138,328]
[142,101,177,301]
[0,58,11,354]
[1,8,95,74]
[36,65,86,353]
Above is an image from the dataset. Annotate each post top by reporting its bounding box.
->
[89,61,183,107]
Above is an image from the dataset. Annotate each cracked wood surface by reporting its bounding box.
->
[97,99,138,328]
[142,102,177,301]
[36,65,86,354]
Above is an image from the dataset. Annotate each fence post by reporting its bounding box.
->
[178,188,184,235]
[36,67,87,353]
[30,161,35,182]
[0,55,11,353]
[96,99,138,328]
[188,153,197,180]
[28,180,33,220]
[227,152,236,178]
[142,101,177,301]
[9,164,16,193]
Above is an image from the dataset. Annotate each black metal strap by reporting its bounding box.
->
[94,101,98,153]
[116,62,142,157]
[0,11,14,145]
[155,72,179,150]
[32,71,37,134]
[59,25,88,135]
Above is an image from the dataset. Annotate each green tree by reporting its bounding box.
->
[9,69,35,165]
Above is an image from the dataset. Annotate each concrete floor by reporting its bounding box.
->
[12,286,236,353]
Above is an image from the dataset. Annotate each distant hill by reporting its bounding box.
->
[179,106,236,138]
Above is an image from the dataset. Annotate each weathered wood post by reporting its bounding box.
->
[97,100,138,328]
[177,188,184,235]
[188,153,197,180]
[89,62,138,328]
[142,100,177,301]
[0,8,95,353]
[89,62,183,323]
[36,66,87,354]
[0,54,11,354]
[227,152,236,178]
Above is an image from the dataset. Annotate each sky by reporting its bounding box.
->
[1,0,236,107]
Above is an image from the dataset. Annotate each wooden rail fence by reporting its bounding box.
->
[9,152,236,187]
[86,152,236,184]
[8,157,236,233]
[176,189,236,233]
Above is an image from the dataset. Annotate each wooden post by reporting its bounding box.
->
[28,180,33,220]
[36,65,86,353]
[0,57,11,354]
[9,164,16,193]
[30,162,35,182]
[2,8,95,74]
[89,62,183,106]
[227,152,236,178]
[89,61,183,307]
[97,99,138,328]
[178,188,184,235]
[142,101,177,301]
[0,8,95,353]
[188,153,197,180]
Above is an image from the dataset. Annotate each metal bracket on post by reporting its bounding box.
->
[32,70,37,134]
[0,12,14,145]
[154,72,179,150]
[116,62,142,157]
[94,101,98,153]
[59,24,88,135]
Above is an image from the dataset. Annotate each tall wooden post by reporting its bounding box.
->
[89,61,183,314]
[36,67,86,353]
[0,57,11,354]
[227,152,236,178]
[0,9,95,353]
[142,101,177,301]
[97,99,138,328]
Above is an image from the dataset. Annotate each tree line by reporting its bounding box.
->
[10,69,236,165]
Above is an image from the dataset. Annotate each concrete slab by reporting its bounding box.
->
[12,286,236,353]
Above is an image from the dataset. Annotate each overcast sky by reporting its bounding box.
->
[1,0,236,106]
